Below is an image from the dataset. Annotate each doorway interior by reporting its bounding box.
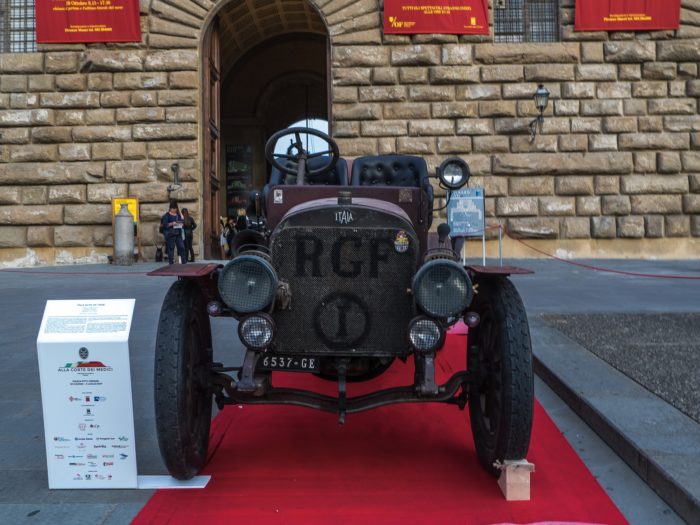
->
[202,0,330,259]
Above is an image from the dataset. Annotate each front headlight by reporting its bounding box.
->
[238,313,275,349]
[413,259,473,318]
[408,316,443,353]
[218,255,278,313]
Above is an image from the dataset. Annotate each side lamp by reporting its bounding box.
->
[528,84,550,143]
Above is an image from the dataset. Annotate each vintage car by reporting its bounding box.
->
[150,127,534,480]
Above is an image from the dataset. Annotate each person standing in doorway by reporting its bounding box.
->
[235,207,249,233]
[161,201,187,265]
[182,208,197,262]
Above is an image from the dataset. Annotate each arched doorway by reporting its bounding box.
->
[201,0,330,259]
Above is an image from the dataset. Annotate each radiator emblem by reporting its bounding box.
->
[335,209,354,225]
[394,230,410,253]
[314,292,369,350]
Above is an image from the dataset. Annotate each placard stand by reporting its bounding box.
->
[37,300,138,488]
[447,188,503,266]
[37,299,211,490]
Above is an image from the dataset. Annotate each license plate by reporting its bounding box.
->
[259,355,320,372]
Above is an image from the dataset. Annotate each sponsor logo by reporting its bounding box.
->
[102,454,114,459]
[79,347,89,360]
[103,461,114,466]
[86,454,97,459]
[58,361,113,372]
[93,396,106,402]
[119,453,128,460]
[87,462,98,468]
[118,436,129,442]
[68,455,83,459]
[94,474,106,480]
[111,445,129,449]
[335,209,354,225]
[387,15,416,30]
[85,396,91,402]
[73,474,82,480]
[68,396,82,402]
[53,436,70,442]
[68,462,85,466]
[77,443,86,449]
[97,437,114,441]
[54,454,64,460]
[84,408,93,416]
[78,423,86,431]
[89,424,100,429]
[85,474,92,480]
[93,445,107,449]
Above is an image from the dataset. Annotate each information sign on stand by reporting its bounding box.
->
[447,188,486,265]
[37,299,137,489]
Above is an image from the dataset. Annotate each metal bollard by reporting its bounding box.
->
[114,203,135,266]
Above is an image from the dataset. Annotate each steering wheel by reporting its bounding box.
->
[264,127,340,185]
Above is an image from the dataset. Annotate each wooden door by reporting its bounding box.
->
[203,20,221,259]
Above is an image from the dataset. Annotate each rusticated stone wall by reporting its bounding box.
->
[331,0,700,248]
[0,0,699,264]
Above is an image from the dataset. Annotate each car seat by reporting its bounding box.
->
[350,155,434,225]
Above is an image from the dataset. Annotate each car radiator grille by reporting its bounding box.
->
[270,220,418,356]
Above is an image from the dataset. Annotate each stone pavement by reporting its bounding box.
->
[0,259,697,524]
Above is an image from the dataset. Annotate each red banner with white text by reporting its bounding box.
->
[575,0,681,31]
[383,0,488,34]
[36,0,141,43]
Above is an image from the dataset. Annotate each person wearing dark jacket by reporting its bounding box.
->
[182,208,197,262]
[161,201,187,265]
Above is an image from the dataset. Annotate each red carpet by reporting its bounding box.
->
[133,335,627,525]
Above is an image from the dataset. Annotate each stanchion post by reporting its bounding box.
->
[499,225,503,266]
[481,230,486,266]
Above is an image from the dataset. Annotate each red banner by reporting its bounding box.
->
[36,0,141,43]
[384,0,488,34]
[575,0,681,31]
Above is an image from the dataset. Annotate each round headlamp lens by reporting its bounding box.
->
[218,255,278,313]
[438,157,470,190]
[413,260,473,318]
[239,314,274,349]
[409,317,442,352]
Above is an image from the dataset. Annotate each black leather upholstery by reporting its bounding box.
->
[350,155,434,226]
[269,156,348,186]
[351,155,429,189]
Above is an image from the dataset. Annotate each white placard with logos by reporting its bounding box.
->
[37,299,137,489]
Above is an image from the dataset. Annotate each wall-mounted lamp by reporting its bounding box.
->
[528,84,550,143]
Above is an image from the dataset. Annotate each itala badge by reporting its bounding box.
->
[335,209,354,225]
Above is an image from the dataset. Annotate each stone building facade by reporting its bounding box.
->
[0,0,699,265]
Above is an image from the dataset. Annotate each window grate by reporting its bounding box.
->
[1,0,36,53]
[494,0,559,43]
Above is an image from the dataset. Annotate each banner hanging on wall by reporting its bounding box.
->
[383,0,488,34]
[35,0,141,43]
[575,0,681,31]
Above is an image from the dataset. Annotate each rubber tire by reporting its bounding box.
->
[467,277,534,477]
[154,279,213,480]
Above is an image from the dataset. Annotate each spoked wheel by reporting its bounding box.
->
[467,277,534,476]
[154,279,213,480]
